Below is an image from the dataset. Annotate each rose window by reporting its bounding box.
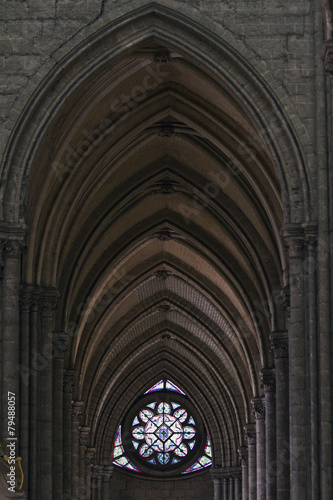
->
[132,401,196,466]
[112,380,212,476]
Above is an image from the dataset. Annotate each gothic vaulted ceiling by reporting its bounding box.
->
[22,33,285,466]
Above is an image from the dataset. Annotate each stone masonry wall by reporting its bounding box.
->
[111,468,214,499]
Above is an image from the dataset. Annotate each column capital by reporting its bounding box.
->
[63,370,76,394]
[238,445,248,465]
[79,426,90,447]
[282,224,305,258]
[210,467,223,480]
[40,287,59,315]
[53,332,69,358]
[71,401,84,422]
[244,423,256,445]
[322,40,333,78]
[102,464,114,482]
[270,330,289,360]
[85,447,96,466]
[252,396,265,420]
[0,223,26,258]
[261,368,276,392]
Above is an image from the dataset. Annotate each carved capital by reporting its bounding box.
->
[71,401,84,422]
[252,396,265,420]
[1,238,26,260]
[244,424,256,445]
[85,447,96,466]
[53,332,69,357]
[63,370,76,394]
[282,224,305,258]
[210,467,222,480]
[79,426,90,447]
[238,446,248,465]
[102,464,114,482]
[322,41,333,77]
[270,330,289,360]
[261,368,276,393]
[40,288,59,315]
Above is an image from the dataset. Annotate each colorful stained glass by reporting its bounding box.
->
[140,409,154,422]
[158,453,170,465]
[144,380,164,394]
[183,426,196,440]
[157,402,171,414]
[133,416,140,426]
[182,435,212,474]
[174,409,187,423]
[188,416,195,425]
[132,427,145,440]
[147,458,156,465]
[188,441,195,450]
[174,443,188,457]
[199,456,211,466]
[147,402,156,410]
[172,458,180,464]
[165,380,186,395]
[132,441,139,450]
[113,446,123,458]
[172,402,180,410]
[140,444,153,457]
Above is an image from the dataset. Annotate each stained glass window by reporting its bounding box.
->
[131,400,196,467]
[112,380,212,475]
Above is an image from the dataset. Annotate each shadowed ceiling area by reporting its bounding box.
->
[23,37,285,468]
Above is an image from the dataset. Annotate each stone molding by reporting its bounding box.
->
[261,368,276,393]
[270,330,289,360]
[244,423,256,445]
[322,41,333,77]
[85,447,96,466]
[71,401,84,422]
[252,396,265,420]
[79,426,90,447]
[238,446,248,465]
[282,224,305,259]
[63,370,76,394]
[53,332,69,358]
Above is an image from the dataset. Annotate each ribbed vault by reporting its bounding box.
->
[20,12,291,473]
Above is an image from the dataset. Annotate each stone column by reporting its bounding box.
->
[238,446,249,500]
[282,225,307,499]
[102,465,114,500]
[91,464,99,500]
[52,332,69,499]
[29,288,40,500]
[211,468,222,500]
[304,226,320,500]
[261,369,277,500]
[79,427,90,497]
[234,470,242,500]
[0,233,25,442]
[244,424,256,500]
[222,474,229,500]
[97,465,103,500]
[228,474,234,500]
[63,370,75,499]
[72,401,84,499]
[252,396,266,500]
[270,331,290,500]
[39,288,58,499]
[85,447,96,500]
[19,286,32,494]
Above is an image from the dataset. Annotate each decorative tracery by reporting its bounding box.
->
[112,380,212,475]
